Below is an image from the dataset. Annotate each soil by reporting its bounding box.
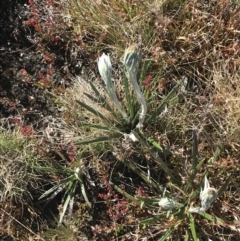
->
[0,0,92,130]
[1,0,47,119]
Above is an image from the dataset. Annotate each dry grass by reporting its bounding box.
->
[0,128,44,240]
[69,0,160,51]
[0,129,39,203]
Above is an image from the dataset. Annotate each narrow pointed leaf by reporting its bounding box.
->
[125,159,163,193]
[184,230,189,241]
[217,175,231,197]
[85,82,118,118]
[133,130,179,185]
[81,182,91,207]
[38,175,75,200]
[148,78,184,123]
[212,144,223,162]
[83,123,111,130]
[192,130,198,171]
[198,212,225,225]
[123,73,135,120]
[76,100,110,123]
[110,182,140,204]
[140,213,168,224]
[146,135,163,151]
[39,183,65,200]
[158,226,175,241]
[185,158,206,193]
[189,214,199,241]
[75,133,121,145]
[59,182,77,224]
[83,92,116,116]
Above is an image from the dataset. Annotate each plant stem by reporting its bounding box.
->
[128,71,147,128]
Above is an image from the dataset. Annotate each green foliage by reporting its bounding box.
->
[109,132,230,240]
[72,40,232,238]
[34,158,90,224]
[75,47,146,144]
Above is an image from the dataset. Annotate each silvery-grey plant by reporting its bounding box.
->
[123,44,147,129]
[200,176,218,211]
[158,197,184,211]
[189,176,218,213]
[97,53,129,121]
[158,197,183,218]
[97,45,147,131]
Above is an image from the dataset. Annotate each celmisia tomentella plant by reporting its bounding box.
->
[200,176,218,211]
[98,53,129,121]
[189,176,218,213]
[97,45,147,129]
[123,44,147,128]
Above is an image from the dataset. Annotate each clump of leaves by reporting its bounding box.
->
[75,45,182,145]
[109,131,232,240]
[34,156,90,224]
